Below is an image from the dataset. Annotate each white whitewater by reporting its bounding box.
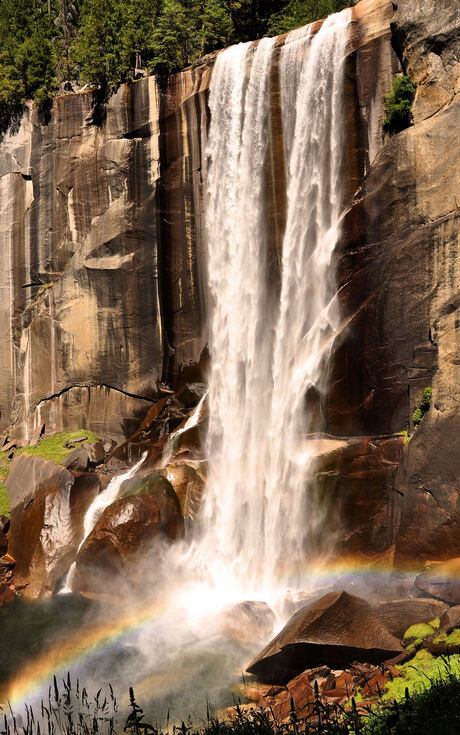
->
[194,10,351,602]
[161,391,208,468]
[60,453,147,594]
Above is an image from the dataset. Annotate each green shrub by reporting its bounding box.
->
[413,386,432,428]
[383,75,417,135]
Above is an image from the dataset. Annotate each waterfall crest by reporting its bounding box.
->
[200,10,351,600]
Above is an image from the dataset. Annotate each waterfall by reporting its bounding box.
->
[198,10,351,600]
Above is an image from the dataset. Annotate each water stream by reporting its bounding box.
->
[60,454,147,594]
[195,9,351,602]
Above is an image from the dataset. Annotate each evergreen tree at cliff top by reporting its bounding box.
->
[0,0,355,111]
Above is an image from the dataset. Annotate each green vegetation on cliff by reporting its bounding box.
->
[0,430,99,515]
[383,74,417,134]
[0,0,355,114]
[17,430,98,463]
[413,386,432,428]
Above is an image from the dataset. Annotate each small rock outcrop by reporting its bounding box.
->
[247,591,403,684]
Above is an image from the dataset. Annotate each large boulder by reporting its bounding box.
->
[247,591,403,684]
[73,473,183,596]
[6,454,100,598]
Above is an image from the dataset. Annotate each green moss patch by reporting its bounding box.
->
[433,629,460,646]
[404,622,437,643]
[17,430,98,464]
[383,649,460,702]
[0,454,11,515]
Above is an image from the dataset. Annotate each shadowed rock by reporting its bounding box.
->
[247,591,403,684]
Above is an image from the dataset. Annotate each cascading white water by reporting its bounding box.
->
[161,392,208,468]
[195,9,351,601]
[60,453,147,594]
[8,12,353,715]
[63,7,351,612]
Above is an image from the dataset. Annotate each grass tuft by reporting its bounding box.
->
[17,430,99,464]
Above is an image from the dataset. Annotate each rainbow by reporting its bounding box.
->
[4,555,458,711]
[2,597,169,710]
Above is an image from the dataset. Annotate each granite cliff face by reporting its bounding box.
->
[0,69,210,443]
[0,0,459,571]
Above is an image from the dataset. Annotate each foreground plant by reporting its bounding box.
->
[2,663,460,735]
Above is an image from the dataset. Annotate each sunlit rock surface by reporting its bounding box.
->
[6,454,99,597]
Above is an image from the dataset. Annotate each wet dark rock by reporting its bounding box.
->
[177,383,207,408]
[73,473,183,596]
[247,591,403,684]
[0,516,10,534]
[0,583,15,606]
[0,530,7,556]
[158,462,205,521]
[312,435,405,560]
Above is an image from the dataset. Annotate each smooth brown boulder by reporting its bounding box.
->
[247,591,403,684]
[6,454,100,598]
[158,462,205,521]
[415,559,460,604]
[73,473,183,595]
[374,598,448,638]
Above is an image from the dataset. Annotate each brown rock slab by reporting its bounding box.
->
[415,559,460,604]
[375,598,448,638]
[270,672,314,722]
[6,454,100,598]
[247,591,403,684]
[61,447,90,471]
[73,473,183,595]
